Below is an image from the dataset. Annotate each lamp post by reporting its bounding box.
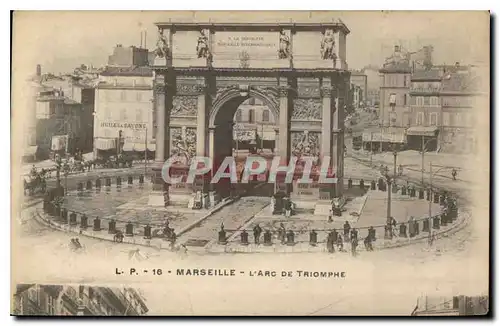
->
[55,154,62,189]
[63,162,69,196]
[421,136,435,184]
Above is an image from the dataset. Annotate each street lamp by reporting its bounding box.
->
[55,154,62,189]
[421,136,436,184]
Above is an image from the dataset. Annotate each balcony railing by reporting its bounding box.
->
[409,86,441,93]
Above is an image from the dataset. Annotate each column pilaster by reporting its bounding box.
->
[148,73,172,207]
[277,78,291,194]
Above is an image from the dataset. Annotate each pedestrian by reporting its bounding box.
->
[343,221,351,242]
[452,169,457,181]
[336,234,344,251]
[351,236,358,257]
[326,232,335,253]
[364,235,373,251]
[278,223,286,244]
[253,224,262,245]
[284,197,292,218]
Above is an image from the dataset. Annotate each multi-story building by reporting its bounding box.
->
[379,45,412,128]
[350,70,367,108]
[406,67,443,151]
[34,86,83,160]
[12,284,148,316]
[367,45,411,150]
[439,65,481,154]
[93,45,154,159]
[363,65,382,107]
[233,98,276,153]
[407,63,481,154]
[411,295,489,316]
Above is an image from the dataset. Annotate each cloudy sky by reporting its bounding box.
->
[13,11,489,75]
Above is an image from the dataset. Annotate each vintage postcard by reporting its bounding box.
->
[10,10,490,316]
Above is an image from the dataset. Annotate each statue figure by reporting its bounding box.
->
[320,29,336,60]
[196,30,209,59]
[278,30,291,59]
[155,28,170,59]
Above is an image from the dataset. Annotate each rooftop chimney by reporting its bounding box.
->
[36,64,41,77]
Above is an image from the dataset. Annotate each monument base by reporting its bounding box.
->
[147,191,168,207]
[313,197,346,216]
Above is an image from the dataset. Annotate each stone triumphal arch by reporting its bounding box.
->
[148,20,350,212]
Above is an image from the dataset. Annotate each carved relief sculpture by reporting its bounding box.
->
[291,131,320,164]
[292,99,322,120]
[155,28,170,59]
[170,127,197,165]
[171,96,198,116]
[196,30,210,59]
[239,51,250,68]
[320,29,337,61]
[278,30,291,59]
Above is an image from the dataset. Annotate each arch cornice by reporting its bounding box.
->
[209,86,280,128]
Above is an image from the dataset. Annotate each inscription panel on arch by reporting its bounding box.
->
[211,31,288,69]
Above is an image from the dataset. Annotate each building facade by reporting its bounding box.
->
[93,47,154,158]
[350,70,367,108]
[34,87,83,160]
[439,65,481,154]
[12,284,148,316]
[379,45,412,128]
[412,295,489,316]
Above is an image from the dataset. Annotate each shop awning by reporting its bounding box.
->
[406,126,439,137]
[362,130,405,143]
[134,143,146,152]
[122,142,135,152]
[122,140,155,152]
[23,146,38,156]
[95,138,116,150]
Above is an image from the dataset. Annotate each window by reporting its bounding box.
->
[410,96,416,105]
[416,96,424,106]
[403,94,407,106]
[136,92,142,102]
[49,102,56,115]
[430,96,439,107]
[430,112,438,126]
[403,76,407,87]
[442,112,450,126]
[235,110,242,122]
[248,109,255,123]
[47,295,56,315]
[120,109,127,121]
[136,109,142,122]
[120,91,126,101]
[262,109,270,122]
[424,96,430,106]
[417,112,424,125]
[455,113,462,126]
[389,93,396,105]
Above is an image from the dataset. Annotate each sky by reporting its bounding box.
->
[12,11,489,75]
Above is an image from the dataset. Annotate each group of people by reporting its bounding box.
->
[325,222,376,255]
[69,238,84,253]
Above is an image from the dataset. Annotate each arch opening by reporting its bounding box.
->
[210,92,279,198]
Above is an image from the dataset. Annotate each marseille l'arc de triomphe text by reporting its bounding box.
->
[148,20,350,214]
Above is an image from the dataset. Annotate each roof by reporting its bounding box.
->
[100,66,153,77]
[411,68,442,81]
[440,71,479,93]
[379,61,412,73]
